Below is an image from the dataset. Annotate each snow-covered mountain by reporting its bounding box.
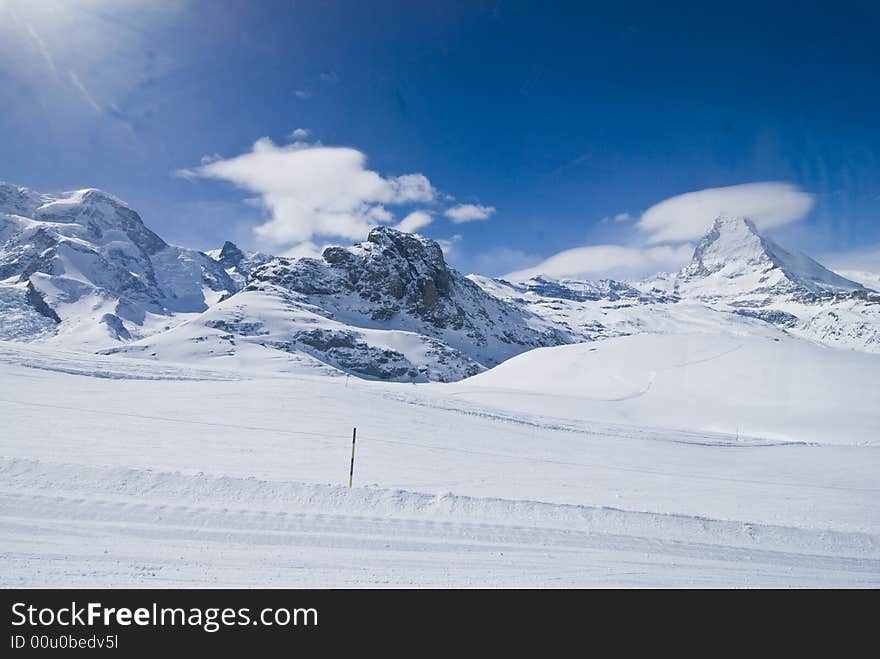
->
[2,182,878,379]
[669,215,880,351]
[476,215,879,354]
[470,273,690,342]
[681,215,864,297]
[108,226,570,381]
[0,182,236,348]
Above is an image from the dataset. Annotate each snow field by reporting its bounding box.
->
[1,341,877,587]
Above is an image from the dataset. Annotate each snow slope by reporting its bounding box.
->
[0,341,877,586]
[103,288,483,381]
[453,331,880,446]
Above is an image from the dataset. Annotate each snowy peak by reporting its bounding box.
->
[683,214,865,297]
[111,227,570,382]
[37,187,168,256]
[209,226,571,379]
[0,182,236,348]
[0,181,44,216]
[216,240,246,268]
[208,241,273,286]
[685,215,770,277]
[672,215,880,352]
[319,226,454,318]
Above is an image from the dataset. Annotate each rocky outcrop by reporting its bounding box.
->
[245,226,569,368]
[210,241,273,286]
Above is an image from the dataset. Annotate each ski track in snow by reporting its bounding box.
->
[381,388,806,448]
[1,458,878,588]
[0,342,240,381]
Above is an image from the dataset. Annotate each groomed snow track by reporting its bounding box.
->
[2,458,878,588]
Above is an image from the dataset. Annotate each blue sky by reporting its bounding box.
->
[1,0,878,278]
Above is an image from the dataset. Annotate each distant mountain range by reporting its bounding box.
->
[1,182,877,380]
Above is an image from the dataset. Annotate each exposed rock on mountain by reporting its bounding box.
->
[672,215,879,351]
[110,227,570,381]
[247,227,568,363]
[0,182,236,348]
[207,241,273,287]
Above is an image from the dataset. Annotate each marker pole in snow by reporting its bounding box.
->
[348,427,357,488]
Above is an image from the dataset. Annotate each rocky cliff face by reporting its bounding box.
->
[208,241,273,287]
[244,227,570,368]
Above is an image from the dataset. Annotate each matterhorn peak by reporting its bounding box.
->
[682,214,864,298]
[684,214,772,278]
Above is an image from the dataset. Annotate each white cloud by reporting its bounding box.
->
[293,89,313,100]
[503,244,693,282]
[822,245,880,273]
[367,205,393,223]
[600,212,633,224]
[281,241,323,259]
[833,270,880,291]
[444,203,496,223]
[178,138,439,250]
[290,128,311,140]
[394,210,433,233]
[389,174,437,203]
[638,182,814,244]
[436,234,463,258]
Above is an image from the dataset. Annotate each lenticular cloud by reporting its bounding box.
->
[637,182,814,244]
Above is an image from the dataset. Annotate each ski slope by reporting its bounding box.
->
[451,331,880,446]
[1,339,878,587]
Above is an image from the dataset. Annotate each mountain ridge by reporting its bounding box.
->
[107,226,571,381]
[2,183,878,377]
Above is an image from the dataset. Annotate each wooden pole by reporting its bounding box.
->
[348,427,357,488]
